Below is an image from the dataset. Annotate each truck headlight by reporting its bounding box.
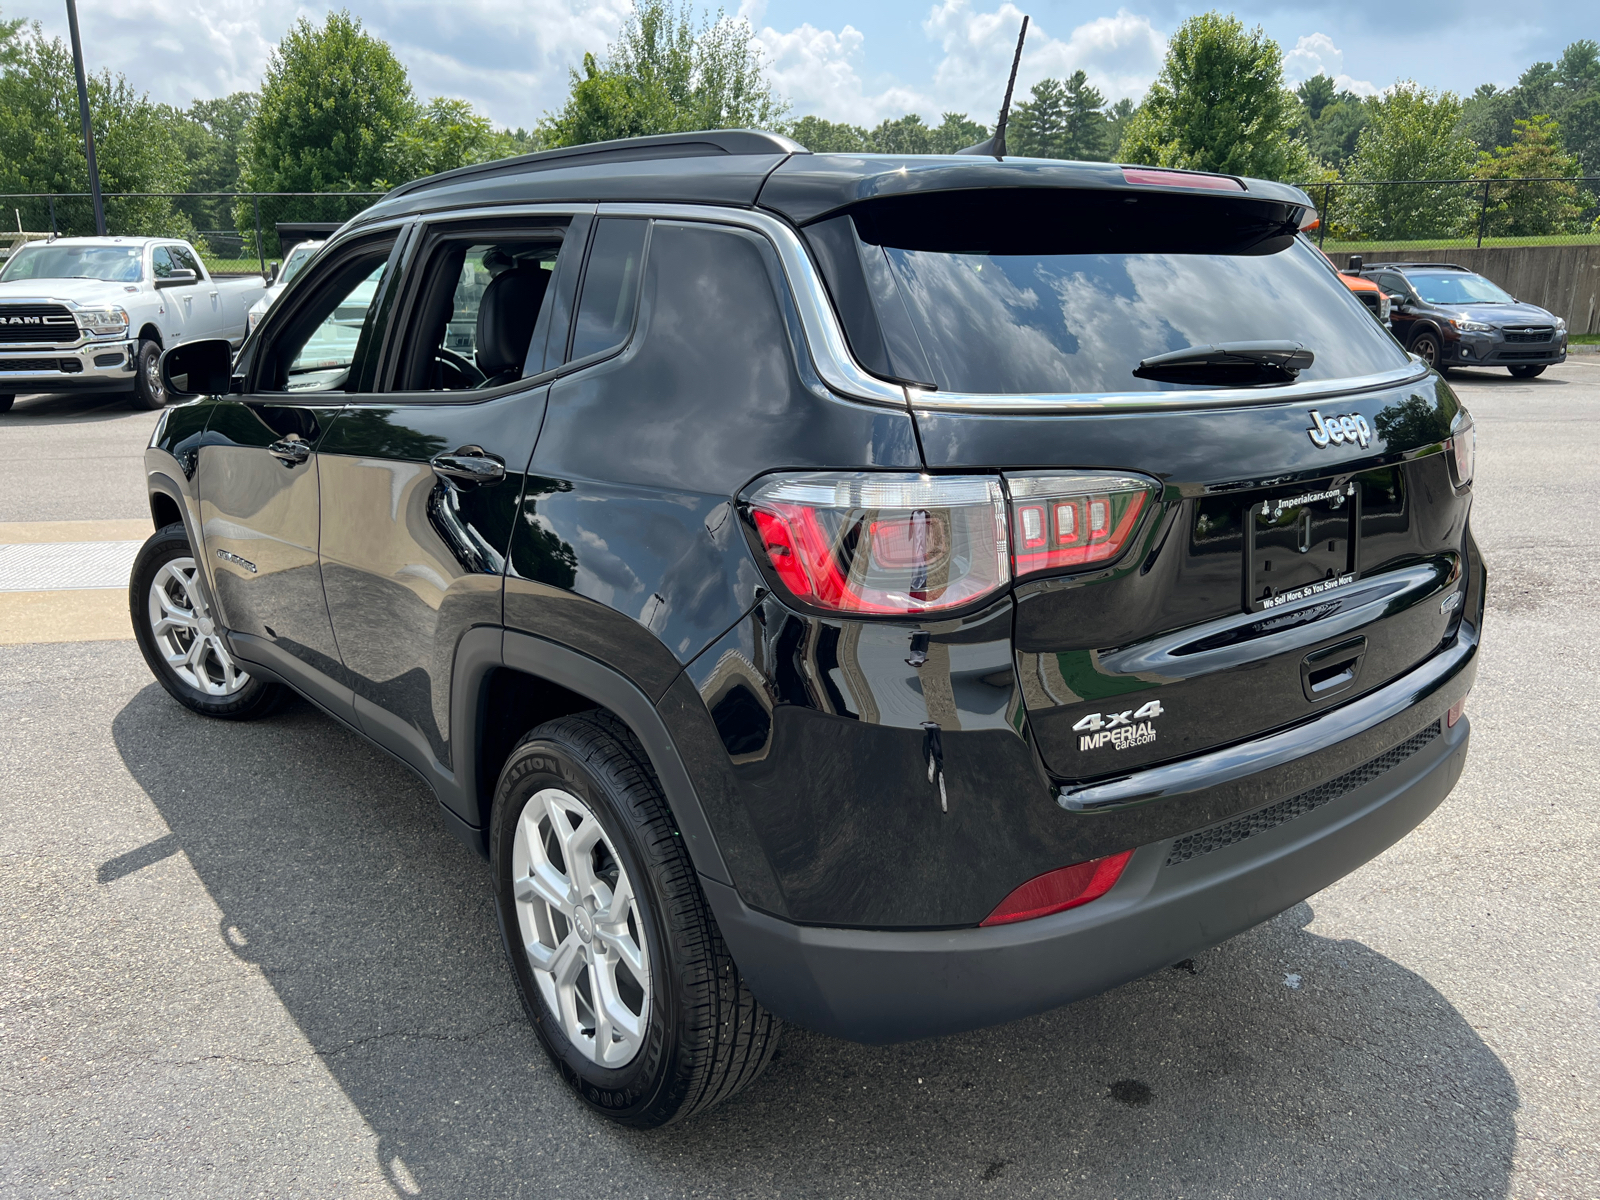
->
[76,306,130,338]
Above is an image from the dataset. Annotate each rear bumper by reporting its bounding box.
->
[0,339,137,391]
[709,694,1471,1045]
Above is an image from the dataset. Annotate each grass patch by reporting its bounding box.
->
[205,256,268,276]
[1569,333,1600,345]
[1320,233,1600,252]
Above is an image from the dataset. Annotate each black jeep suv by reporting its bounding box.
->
[1358,260,1568,376]
[131,132,1481,1128]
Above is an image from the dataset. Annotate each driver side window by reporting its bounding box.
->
[254,238,396,394]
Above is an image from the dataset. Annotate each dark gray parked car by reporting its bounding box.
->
[1358,261,1568,376]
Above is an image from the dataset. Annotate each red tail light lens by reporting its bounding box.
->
[745,473,1010,615]
[1006,473,1157,577]
[1121,167,1245,192]
[980,850,1135,926]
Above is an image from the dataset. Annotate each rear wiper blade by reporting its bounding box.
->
[1133,341,1314,387]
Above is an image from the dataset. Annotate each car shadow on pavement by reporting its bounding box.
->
[2,391,144,423]
[112,684,1518,1200]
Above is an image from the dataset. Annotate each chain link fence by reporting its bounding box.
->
[1303,176,1600,252]
[0,192,388,274]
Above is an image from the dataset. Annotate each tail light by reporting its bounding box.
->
[1120,167,1245,192]
[745,473,1009,615]
[980,850,1135,926]
[1447,420,1475,488]
[1007,473,1157,578]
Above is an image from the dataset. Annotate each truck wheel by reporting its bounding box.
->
[131,339,167,410]
[490,711,780,1128]
[0,394,13,414]
[1409,330,1441,368]
[129,523,283,719]
[1508,364,1546,378]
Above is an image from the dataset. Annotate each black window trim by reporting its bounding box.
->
[365,211,584,406]
[562,215,651,373]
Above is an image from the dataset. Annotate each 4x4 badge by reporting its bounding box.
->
[1307,410,1372,449]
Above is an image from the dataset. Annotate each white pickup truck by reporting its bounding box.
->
[0,236,267,412]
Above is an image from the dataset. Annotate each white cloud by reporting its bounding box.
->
[754,2,1167,129]
[1283,33,1380,96]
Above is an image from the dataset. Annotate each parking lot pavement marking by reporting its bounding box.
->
[0,524,147,644]
[0,519,152,544]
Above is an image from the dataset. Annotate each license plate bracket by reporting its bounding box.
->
[1247,482,1357,610]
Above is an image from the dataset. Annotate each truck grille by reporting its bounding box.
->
[1503,327,1553,343]
[1164,721,1442,866]
[0,357,80,373]
[0,304,79,344]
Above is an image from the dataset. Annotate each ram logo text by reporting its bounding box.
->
[1307,410,1372,449]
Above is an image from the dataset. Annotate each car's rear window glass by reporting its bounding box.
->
[570,218,647,362]
[840,190,1409,395]
[1407,272,1513,305]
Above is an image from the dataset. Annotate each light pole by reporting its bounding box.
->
[65,0,106,236]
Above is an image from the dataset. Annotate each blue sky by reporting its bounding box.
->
[18,0,1597,132]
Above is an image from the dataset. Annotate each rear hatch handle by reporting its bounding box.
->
[1301,636,1366,702]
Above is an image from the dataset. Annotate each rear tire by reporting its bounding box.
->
[130,339,167,410]
[130,523,283,720]
[490,710,779,1128]
[1508,364,1546,378]
[1409,330,1441,368]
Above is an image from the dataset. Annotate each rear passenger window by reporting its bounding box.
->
[169,245,203,276]
[570,219,648,362]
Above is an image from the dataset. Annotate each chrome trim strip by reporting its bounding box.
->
[1058,619,1477,813]
[910,361,1432,415]
[597,201,909,408]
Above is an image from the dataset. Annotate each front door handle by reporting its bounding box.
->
[430,446,506,487]
[268,437,311,465]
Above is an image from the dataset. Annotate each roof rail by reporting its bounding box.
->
[1374,262,1470,271]
[386,129,808,200]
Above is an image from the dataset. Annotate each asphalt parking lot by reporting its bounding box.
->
[1,364,1596,1199]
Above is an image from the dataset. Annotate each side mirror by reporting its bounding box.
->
[1347,254,1363,272]
[154,268,199,289]
[265,261,279,285]
[162,338,235,398]
[1387,293,1406,306]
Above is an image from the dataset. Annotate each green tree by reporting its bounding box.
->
[1341,83,1477,241]
[540,1,786,148]
[1459,82,1515,156]
[1295,74,1336,123]
[1105,97,1136,157]
[866,113,932,154]
[163,92,256,242]
[1295,78,1371,171]
[0,6,23,68]
[238,10,417,252]
[1118,12,1315,181]
[400,97,516,176]
[0,24,189,237]
[1476,114,1593,236]
[929,112,986,153]
[788,115,868,152]
[1562,92,1600,175]
[1012,73,1109,160]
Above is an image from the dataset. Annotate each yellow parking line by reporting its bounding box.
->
[0,589,133,644]
[0,519,153,544]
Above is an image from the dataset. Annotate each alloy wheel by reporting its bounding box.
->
[147,557,249,695]
[511,787,651,1068]
[144,348,166,405]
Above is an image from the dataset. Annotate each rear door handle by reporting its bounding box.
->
[430,446,506,487]
[268,438,311,465]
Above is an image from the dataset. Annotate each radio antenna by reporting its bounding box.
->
[957,15,1029,158]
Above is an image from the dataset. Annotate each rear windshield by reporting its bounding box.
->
[826,191,1409,395]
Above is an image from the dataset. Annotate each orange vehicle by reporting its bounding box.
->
[1320,248,1390,325]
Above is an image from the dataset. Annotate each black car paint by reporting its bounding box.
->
[143,138,1480,1043]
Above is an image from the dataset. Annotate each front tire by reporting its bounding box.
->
[1410,330,1441,368]
[129,523,283,719]
[131,339,167,410]
[491,711,779,1127]
[1509,364,1546,378]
